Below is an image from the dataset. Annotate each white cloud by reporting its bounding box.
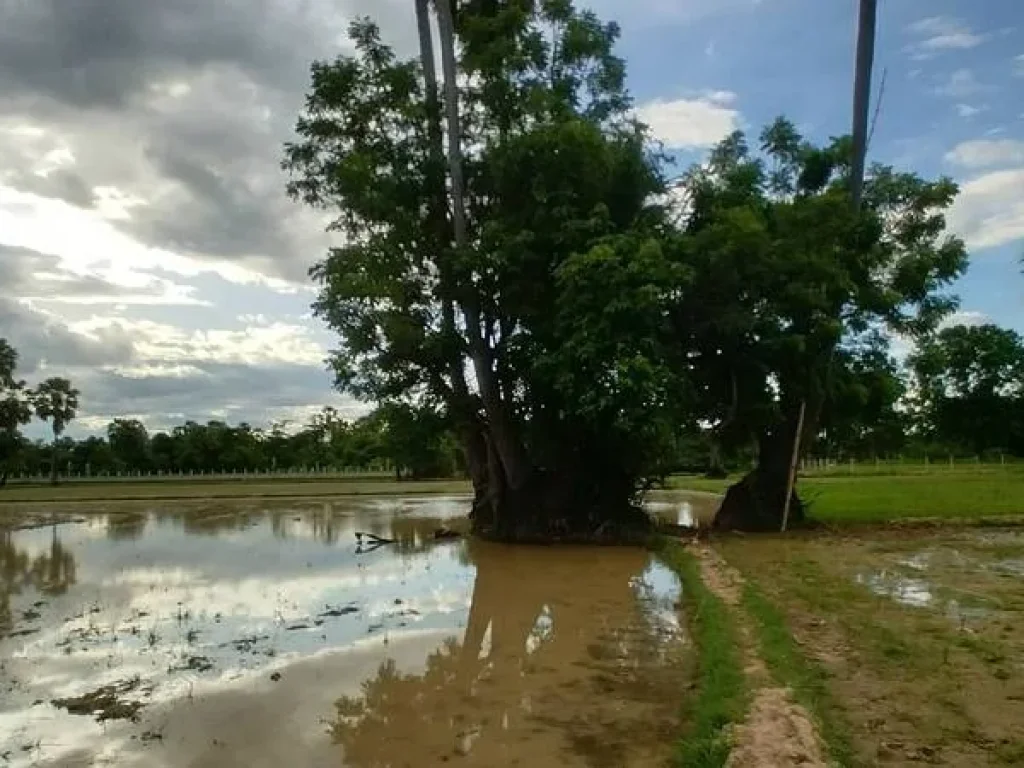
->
[1015,54,1024,77]
[955,103,985,118]
[68,317,328,368]
[941,310,991,329]
[934,69,991,98]
[947,168,1024,250]
[0,185,296,292]
[906,16,986,58]
[636,92,740,149]
[945,139,1024,168]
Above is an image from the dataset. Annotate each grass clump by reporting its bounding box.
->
[657,541,746,767]
[740,580,858,768]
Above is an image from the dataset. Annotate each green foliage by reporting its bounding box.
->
[0,339,33,477]
[107,418,151,471]
[676,120,967,465]
[657,542,746,767]
[31,376,81,485]
[910,324,1024,455]
[32,377,80,439]
[285,2,675,522]
[8,405,460,479]
[284,3,971,526]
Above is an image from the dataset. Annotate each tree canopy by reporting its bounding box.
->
[284,1,970,535]
[910,324,1024,456]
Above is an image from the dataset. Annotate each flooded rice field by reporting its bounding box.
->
[851,528,1024,628]
[0,494,696,767]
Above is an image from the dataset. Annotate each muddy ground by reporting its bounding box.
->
[718,527,1024,766]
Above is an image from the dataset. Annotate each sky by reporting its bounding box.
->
[0,0,1022,438]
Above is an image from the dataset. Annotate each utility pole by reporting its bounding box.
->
[850,0,878,209]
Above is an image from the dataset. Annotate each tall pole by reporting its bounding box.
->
[850,0,877,209]
[434,0,467,249]
[781,401,807,533]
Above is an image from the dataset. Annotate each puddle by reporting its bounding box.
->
[856,570,934,608]
[855,542,1008,626]
[646,491,720,529]
[0,496,688,767]
[993,558,1024,577]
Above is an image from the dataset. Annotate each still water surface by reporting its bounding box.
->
[1,494,695,767]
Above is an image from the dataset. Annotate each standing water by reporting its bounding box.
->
[0,496,690,767]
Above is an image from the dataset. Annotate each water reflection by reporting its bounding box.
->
[0,497,686,767]
[331,541,686,767]
[1,527,77,636]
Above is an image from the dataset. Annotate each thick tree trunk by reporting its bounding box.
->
[50,441,59,486]
[460,427,651,543]
[706,441,728,479]
[713,408,807,532]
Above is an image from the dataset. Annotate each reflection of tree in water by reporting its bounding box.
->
[358,515,469,558]
[330,542,686,766]
[1,526,77,634]
[105,510,148,540]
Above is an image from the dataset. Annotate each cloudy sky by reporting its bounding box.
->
[1,0,1022,438]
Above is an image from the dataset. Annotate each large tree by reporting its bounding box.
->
[285,2,676,540]
[910,323,1024,455]
[107,418,150,472]
[674,123,967,530]
[0,340,32,487]
[32,377,80,485]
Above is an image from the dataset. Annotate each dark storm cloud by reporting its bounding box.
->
[9,169,97,209]
[0,0,329,109]
[0,0,414,282]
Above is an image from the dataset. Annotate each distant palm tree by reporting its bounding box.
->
[32,377,80,485]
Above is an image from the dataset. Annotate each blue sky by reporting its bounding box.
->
[0,0,1021,436]
[616,0,1024,334]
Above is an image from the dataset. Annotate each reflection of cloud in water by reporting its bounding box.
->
[0,498,688,767]
[856,571,933,607]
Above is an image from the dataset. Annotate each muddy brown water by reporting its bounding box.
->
[0,493,701,767]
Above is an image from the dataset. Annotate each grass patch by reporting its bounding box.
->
[656,541,746,767]
[667,471,1024,524]
[802,473,1024,523]
[740,580,859,767]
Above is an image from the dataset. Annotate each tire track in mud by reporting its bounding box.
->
[690,543,829,768]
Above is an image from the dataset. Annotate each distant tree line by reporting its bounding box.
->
[5,320,1024,488]
[1,339,80,485]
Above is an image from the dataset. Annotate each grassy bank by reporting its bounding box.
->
[740,581,858,767]
[656,541,747,767]
[0,477,471,503]
[667,471,1024,524]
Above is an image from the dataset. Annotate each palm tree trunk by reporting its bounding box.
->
[850,0,877,209]
[50,434,59,486]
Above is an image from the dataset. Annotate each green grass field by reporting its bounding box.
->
[667,469,1024,524]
